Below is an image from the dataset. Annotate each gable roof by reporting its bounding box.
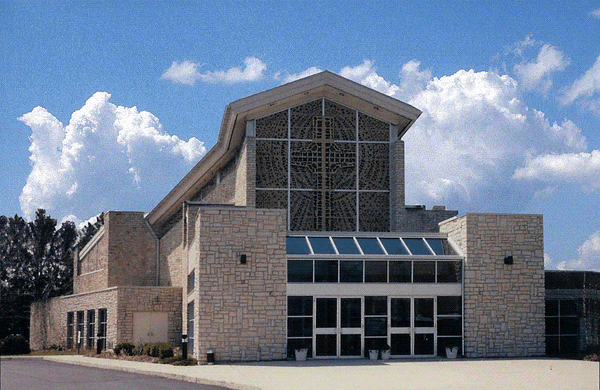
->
[147,71,421,228]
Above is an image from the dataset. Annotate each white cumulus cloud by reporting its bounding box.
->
[18,92,206,222]
[281,67,324,84]
[161,57,267,85]
[591,8,600,18]
[160,60,200,85]
[557,230,600,271]
[340,60,400,96]
[340,59,587,212]
[513,150,600,190]
[561,54,600,106]
[513,44,569,93]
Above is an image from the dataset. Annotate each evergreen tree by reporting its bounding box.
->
[0,210,77,340]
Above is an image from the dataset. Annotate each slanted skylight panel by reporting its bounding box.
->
[425,238,445,255]
[332,237,361,254]
[355,238,384,254]
[287,236,311,255]
[309,237,336,254]
[286,235,458,256]
[379,238,409,255]
[403,238,432,255]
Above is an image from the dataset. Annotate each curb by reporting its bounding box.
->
[40,356,260,390]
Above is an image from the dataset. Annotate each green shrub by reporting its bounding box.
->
[0,335,30,355]
[147,343,173,359]
[114,342,135,356]
[133,343,149,356]
[172,357,198,366]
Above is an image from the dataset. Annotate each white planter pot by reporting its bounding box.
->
[445,346,458,359]
[295,348,308,361]
[369,349,379,360]
[381,350,391,360]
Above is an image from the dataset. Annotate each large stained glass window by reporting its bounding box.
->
[255,98,391,232]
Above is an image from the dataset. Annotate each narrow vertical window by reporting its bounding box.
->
[98,308,107,351]
[187,302,194,356]
[66,312,74,349]
[86,310,95,349]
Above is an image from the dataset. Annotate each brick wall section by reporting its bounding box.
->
[73,230,108,294]
[440,213,545,357]
[159,217,184,287]
[30,286,182,350]
[30,288,118,350]
[192,206,287,363]
[396,207,458,232]
[116,287,182,345]
[106,211,158,287]
[239,137,256,207]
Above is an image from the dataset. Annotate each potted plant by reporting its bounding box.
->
[368,348,379,360]
[381,344,391,360]
[295,348,308,361]
[445,346,458,359]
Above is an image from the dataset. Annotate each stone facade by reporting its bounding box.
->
[30,286,181,351]
[190,206,287,363]
[31,72,553,361]
[440,213,545,357]
[396,205,458,232]
[74,211,158,294]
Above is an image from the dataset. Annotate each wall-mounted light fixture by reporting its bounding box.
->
[504,256,514,265]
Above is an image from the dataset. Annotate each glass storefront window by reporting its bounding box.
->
[391,298,410,327]
[389,261,411,283]
[413,261,435,283]
[437,296,462,316]
[365,261,387,283]
[315,260,338,283]
[340,261,363,283]
[414,298,434,327]
[437,261,462,283]
[288,260,313,283]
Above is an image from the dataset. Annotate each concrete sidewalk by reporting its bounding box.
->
[39,355,599,390]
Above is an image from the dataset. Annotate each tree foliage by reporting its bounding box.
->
[0,209,79,339]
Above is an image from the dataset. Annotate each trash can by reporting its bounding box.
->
[206,349,215,364]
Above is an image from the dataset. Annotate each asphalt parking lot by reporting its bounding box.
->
[13,355,597,390]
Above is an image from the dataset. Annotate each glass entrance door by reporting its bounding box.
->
[315,298,337,357]
[413,298,435,356]
[340,298,362,357]
[390,297,436,356]
[314,297,363,358]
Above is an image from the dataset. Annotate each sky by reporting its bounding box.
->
[2,1,600,271]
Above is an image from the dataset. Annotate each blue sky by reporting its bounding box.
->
[2,1,600,270]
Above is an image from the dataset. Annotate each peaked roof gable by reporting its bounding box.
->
[147,71,421,228]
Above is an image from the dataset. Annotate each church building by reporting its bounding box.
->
[31,71,549,362]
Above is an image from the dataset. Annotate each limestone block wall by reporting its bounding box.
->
[396,206,458,232]
[116,286,182,345]
[440,213,545,357]
[192,206,287,363]
[106,211,158,287]
[159,216,185,288]
[73,229,108,294]
[390,138,405,231]
[30,288,118,350]
[30,286,182,350]
[234,137,256,207]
